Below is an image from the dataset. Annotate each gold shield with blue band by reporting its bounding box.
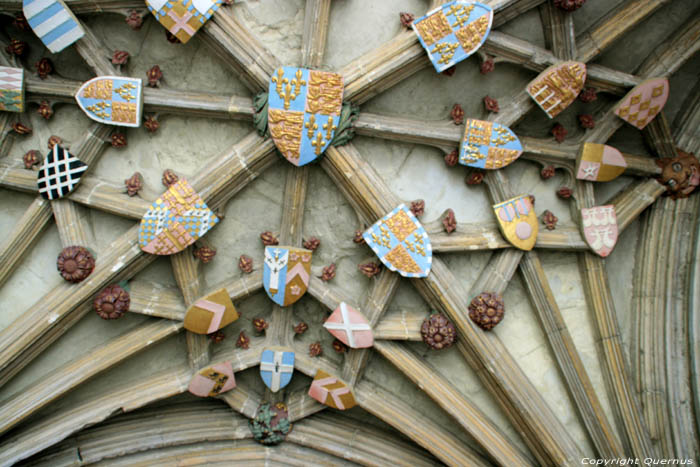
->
[75,76,143,127]
[363,204,432,278]
[412,1,493,73]
[267,67,344,166]
[460,118,523,169]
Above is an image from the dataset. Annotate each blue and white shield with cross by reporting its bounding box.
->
[362,204,433,278]
[412,1,493,73]
[260,348,295,392]
[459,118,523,169]
[267,66,344,167]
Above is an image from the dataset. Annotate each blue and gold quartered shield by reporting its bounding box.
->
[263,246,312,306]
[267,67,344,166]
[493,195,538,251]
[75,76,143,127]
[363,204,432,278]
[146,0,222,44]
[260,347,294,392]
[412,1,493,73]
[460,118,523,169]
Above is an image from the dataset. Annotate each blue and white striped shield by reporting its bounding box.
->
[260,348,294,392]
[23,0,85,53]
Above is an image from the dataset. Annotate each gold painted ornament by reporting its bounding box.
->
[183,288,239,335]
[493,195,538,251]
[575,143,627,182]
[527,61,586,118]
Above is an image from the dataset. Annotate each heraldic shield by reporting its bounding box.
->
[460,118,523,169]
[493,195,538,251]
[138,179,220,255]
[75,76,143,127]
[576,143,627,182]
[527,61,586,118]
[308,369,356,410]
[412,1,493,73]
[324,302,373,349]
[263,246,312,306]
[260,348,294,392]
[23,0,84,53]
[581,205,618,258]
[183,288,239,335]
[37,145,87,200]
[614,78,669,130]
[0,66,24,113]
[267,67,344,166]
[188,361,236,397]
[363,204,432,278]
[146,0,222,44]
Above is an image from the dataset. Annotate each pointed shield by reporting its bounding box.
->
[146,0,222,44]
[363,204,432,278]
[460,118,522,169]
[188,361,236,397]
[260,347,294,392]
[493,195,538,251]
[75,76,143,127]
[527,61,586,118]
[267,67,344,166]
[308,369,356,410]
[576,143,627,182]
[581,205,618,257]
[614,78,669,130]
[0,66,24,113]
[37,145,87,200]
[23,0,84,53]
[324,302,373,349]
[183,288,239,334]
[138,179,220,255]
[263,246,312,306]
[413,2,493,73]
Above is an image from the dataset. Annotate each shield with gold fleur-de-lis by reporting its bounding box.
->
[576,143,627,182]
[75,76,143,127]
[460,118,523,169]
[188,361,236,397]
[527,61,586,119]
[614,78,669,130]
[581,205,618,258]
[363,204,432,278]
[493,195,538,251]
[267,67,344,167]
[138,179,220,255]
[308,369,356,410]
[413,1,493,73]
[263,246,312,306]
[183,288,239,334]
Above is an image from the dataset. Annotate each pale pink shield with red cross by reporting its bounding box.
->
[581,205,618,258]
[188,361,236,397]
[323,302,373,349]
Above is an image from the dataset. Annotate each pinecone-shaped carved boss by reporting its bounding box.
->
[94,284,130,320]
[421,313,456,350]
[249,402,291,445]
[57,246,95,283]
[469,292,505,330]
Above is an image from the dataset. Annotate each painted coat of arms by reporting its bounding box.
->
[37,145,87,200]
[188,361,236,397]
[23,0,84,53]
[581,205,618,258]
[493,195,538,251]
[146,0,222,44]
[527,61,586,118]
[412,1,493,73]
[267,67,344,166]
[308,369,356,410]
[260,348,295,392]
[460,118,523,169]
[75,76,143,127]
[323,302,373,349]
[183,288,239,334]
[614,78,669,130]
[363,204,432,278]
[263,246,312,306]
[0,67,24,113]
[138,179,220,255]
[576,143,627,182]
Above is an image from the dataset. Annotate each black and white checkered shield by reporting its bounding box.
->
[37,146,88,200]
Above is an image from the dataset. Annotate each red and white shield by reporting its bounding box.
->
[188,361,236,397]
[581,206,618,258]
[323,302,373,349]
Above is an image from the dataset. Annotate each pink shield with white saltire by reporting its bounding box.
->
[323,302,373,349]
[581,205,618,258]
[188,361,236,397]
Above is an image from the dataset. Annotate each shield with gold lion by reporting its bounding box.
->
[263,246,312,306]
[363,204,432,278]
[183,288,239,334]
[267,67,344,166]
[576,143,627,182]
[493,195,538,251]
[308,369,356,410]
[460,118,522,169]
